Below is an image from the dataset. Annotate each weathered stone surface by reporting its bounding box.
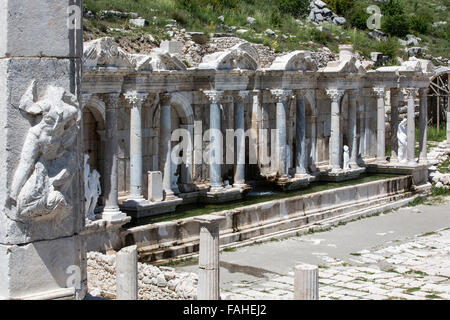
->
[0,236,84,299]
[148,171,164,202]
[0,0,83,58]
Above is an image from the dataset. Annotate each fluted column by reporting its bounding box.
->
[233,91,248,187]
[116,245,138,300]
[103,93,125,220]
[326,89,345,171]
[390,89,400,162]
[195,215,226,300]
[374,87,386,162]
[295,91,308,176]
[159,94,174,198]
[294,264,319,300]
[348,90,358,166]
[406,88,418,165]
[124,91,148,201]
[419,89,428,163]
[271,89,291,179]
[204,90,223,192]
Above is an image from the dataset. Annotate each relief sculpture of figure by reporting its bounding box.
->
[9,80,80,220]
[397,118,408,163]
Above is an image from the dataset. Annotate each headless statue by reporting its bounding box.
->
[343,145,350,170]
[398,118,408,163]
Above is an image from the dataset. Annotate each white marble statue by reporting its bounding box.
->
[10,80,79,220]
[84,154,101,221]
[398,118,408,163]
[343,145,350,170]
[87,170,101,220]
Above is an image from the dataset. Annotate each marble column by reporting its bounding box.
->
[271,89,291,179]
[124,91,148,201]
[295,92,308,176]
[390,89,400,162]
[419,89,428,163]
[204,90,223,192]
[159,94,174,198]
[406,88,418,165]
[374,87,386,162]
[233,91,248,187]
[348,90,358,166]
[103,93,126,220]
[195,215,226,300]
[326,89,345,171]
[294,264,319,300]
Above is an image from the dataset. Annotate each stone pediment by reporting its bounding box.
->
[150,49,187,71]
[269,51,318,71]
[322,56,365,74]
[83,37,135,70]
[377,59,423,73]
[198,43,259,70]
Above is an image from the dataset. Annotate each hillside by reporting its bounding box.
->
[83,0,449,67]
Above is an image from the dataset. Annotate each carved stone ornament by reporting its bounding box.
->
[397,118,408,163]
[9,80,80,220]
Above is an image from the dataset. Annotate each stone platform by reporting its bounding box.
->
[320,167,366,182]
[275,174,316,191]
[202,186,247,204]
[366,162,430,186]
[119,197,183,219]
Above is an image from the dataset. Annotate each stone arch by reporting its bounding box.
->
[82,95,107,206]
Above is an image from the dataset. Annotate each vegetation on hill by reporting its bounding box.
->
[83,0,449,63]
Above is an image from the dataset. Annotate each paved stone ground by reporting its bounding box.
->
[176,196,450,300]
[222,227,450,300]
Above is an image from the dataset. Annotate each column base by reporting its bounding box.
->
[232,183,250,190]
[102,207,128,221]
[322,167,366,182]
[204,187,245,204]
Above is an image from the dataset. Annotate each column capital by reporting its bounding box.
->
[347,89,358,99]
[234,90,250,103]
[203,90,222,104]
[326,89,345,102]
[405,88,418,98]
[373,87,385,98]
[159,93,172,106]
[270,89,291,103]
[124,91,148,108]
[104,93,121,110]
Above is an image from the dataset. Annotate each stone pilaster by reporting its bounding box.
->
[374,87,386,162]
[326,89,345,171]
[348,90,359,166]
[271,89,291,179]
[233,91,249,188]
[204,90,223,192]
[447,111,450,145]
[418,89,428,163]
[406,88,418,165]
[195,215,225,300]
[0,0,86,299]
[124,91,148,201]
[116,245,138,300]
[159,94,175,198]
[390,89,400,162]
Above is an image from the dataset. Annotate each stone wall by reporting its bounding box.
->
[87,251,197,300]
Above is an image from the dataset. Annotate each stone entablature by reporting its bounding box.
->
[81,38,432,219]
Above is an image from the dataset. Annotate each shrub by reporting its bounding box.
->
[375,37,400,60]
[349,6,370,30]
[324,0,354,16]
[381,0,404,16]
[382,14,410,38]
[311,28,327,44]
[410,15,430,35]
[270,10,282,27]
[277,0,310,17]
